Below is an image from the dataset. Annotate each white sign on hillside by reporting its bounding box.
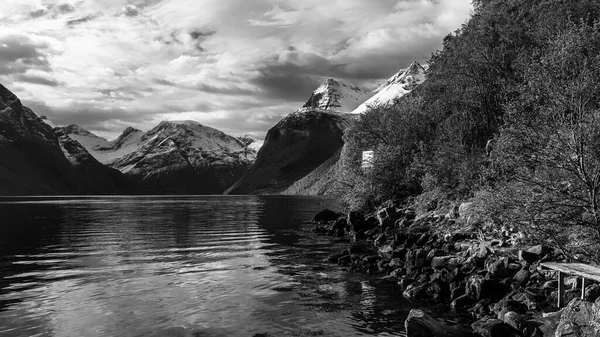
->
[362,150,374,169]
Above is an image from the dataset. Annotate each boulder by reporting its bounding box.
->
[431,256,453,269]
[513,268,531,286]
[312,209,341,223]
[471,318,518,337]
[378,244,394,260]
[502,311,526,331]
[451,294,474,310]
[405,309,478,337]
[519,250,540,264]
[555,298,600,337]
[347,211,373,233]
[403,282,429,301]
[486,257,509,280]
[493,298,528,318]
[376,207,399,229]
[585,284,600,302]
[527,245,552,257]
[466,275,505,301]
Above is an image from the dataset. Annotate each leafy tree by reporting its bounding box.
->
[484,20,600,254]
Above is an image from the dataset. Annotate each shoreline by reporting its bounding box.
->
[310,202,598,336]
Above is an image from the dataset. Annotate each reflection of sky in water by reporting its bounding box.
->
[0,196,411,337]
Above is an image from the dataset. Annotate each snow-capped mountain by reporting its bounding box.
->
[57,120,258,194]
[0,83,134,195]
[302,78,373,113]
[108,120,254,193]
[225,78,357,194]
[352,61,426,114]
[237,135,264,153]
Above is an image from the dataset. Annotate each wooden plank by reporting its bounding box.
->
[558,271,565,308]
[541,262,600,283]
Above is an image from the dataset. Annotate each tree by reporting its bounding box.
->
[484,20,600,255]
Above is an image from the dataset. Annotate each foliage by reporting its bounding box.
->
[340,95,432,211]
[339,0,600,259]
[483,20,600,251]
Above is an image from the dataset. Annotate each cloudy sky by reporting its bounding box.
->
[0,0,472,140]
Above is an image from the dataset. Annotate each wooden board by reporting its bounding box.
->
[541,262,600,282]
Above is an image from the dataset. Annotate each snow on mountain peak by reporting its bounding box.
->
[302,78,373,113]
[352,61,426,114]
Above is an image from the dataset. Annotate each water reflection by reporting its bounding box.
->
[0,196,409,337]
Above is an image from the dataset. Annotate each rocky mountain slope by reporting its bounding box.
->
[302,78,373,113]
[58,120,257,194]
[278,62,428,196]
[0,83,133,195]
[225,77,364,194]
[353,61,426,114]
[225,109,351,194]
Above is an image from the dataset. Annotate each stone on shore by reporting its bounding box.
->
[471,317,518,337]
[555,298,600,337]
[312,209,341,223]
[405,309,478,337]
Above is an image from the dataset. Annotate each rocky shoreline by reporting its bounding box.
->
[311,202,600,337]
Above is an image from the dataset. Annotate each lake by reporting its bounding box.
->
[0,196,414,337]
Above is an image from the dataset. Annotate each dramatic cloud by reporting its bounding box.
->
[0,0,472,140]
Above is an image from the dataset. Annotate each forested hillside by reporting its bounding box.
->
[339,0,600,257]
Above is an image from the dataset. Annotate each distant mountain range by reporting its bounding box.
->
[0,61,425,195]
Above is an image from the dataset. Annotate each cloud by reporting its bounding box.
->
[0,35,51,74]
[15,73,61,86]
[0,0,472,139]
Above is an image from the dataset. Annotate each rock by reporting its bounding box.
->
[502,311,526,331]
[451,294,474,310]
[519,250,540,264]
[555,298,600,337]
[431,256,453,269]
[376,207,398,229]
[450,282,465,300]
[428,279,450,301]
[405,309,478,337]
[466,275,505,301]
[405,249,429,269]
[378,244,394,260]
[486,257,509,280]
[347,211,369,233]
[312,209,341,223]
[469,299,491,319]
[493,298,528,318]
[585,284,600,302]
[403,282,429,301]
[471,318,518,337]
[389,258,403,269]
[527,245,552,257]
[512,291,539,311]
[513,268,531,286]
[398,277,414,290]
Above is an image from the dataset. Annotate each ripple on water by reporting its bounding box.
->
[0,196,412,337]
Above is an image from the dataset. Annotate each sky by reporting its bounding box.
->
[0,0,472,140]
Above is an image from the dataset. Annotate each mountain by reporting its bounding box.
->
[302,78,373,113]
[352,61,426,114]
[225,109,350,194]
[224,78,365,194]
[0,83,133,195]
[237,135,264,152]
[59,120,256,194]
[55,124,144,163]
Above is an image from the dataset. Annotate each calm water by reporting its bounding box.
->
[0,196,414,337]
